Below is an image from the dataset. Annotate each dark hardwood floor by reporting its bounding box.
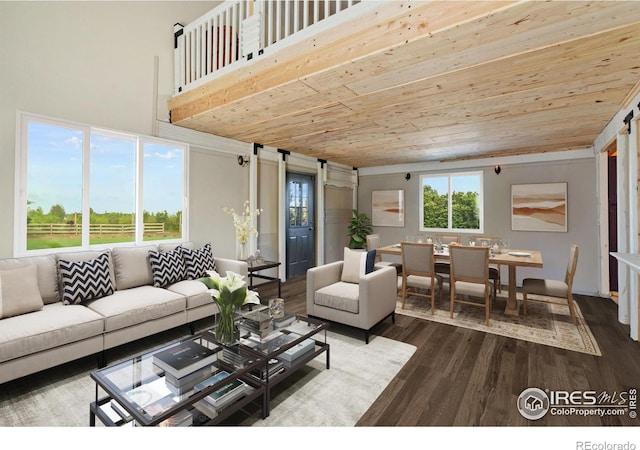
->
[272,274,640,427]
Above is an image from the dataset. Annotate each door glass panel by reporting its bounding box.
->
[289,180,303,226]
[301,182,309,227]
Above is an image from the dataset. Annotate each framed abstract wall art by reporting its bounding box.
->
[511,182,567,232]
[372,190,404,227]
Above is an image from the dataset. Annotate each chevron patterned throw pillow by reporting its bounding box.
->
[181,243,215,279]
[58,252,115,305]
[148,246,187,287]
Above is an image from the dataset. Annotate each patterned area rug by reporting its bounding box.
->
[396,290,601,356]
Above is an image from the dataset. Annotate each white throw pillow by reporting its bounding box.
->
[341,247,378,284]
[112,245,157,290]
[341,247,365,283]
[0,264,44,318]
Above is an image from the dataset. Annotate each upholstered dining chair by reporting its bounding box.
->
[470,235,503,294]
[400,242,443,314]
[521,244,579,324]
[435,233,461,245]
[366,234,402,274]
[433,233,461,284]
[449,245,492,325]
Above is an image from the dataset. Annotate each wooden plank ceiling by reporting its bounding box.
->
[168,1,640,168]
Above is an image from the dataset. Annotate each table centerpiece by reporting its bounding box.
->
[199,270,260,345]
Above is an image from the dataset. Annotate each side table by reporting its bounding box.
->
[247,260,282,297]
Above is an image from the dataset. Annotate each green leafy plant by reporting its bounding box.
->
[199,270,260,344]
[348,209,373,249]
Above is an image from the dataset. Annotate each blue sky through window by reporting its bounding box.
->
[27,122,183,215]
[143,142,184,214]
[28,122,83,213]
[422,174,480,194]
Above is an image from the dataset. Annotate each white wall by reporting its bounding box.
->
[0,1,218,258]
[358,156,600,295]
[188,146,250,258]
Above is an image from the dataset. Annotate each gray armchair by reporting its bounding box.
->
[306,260,397,344]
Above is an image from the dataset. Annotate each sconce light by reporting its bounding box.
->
[494,165,502,175]
[405,173,411,181]
[238,155,249,167]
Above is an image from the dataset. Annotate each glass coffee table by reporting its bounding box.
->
[231,310,330,416]
[89,331,267,427]
[89,311,329,426]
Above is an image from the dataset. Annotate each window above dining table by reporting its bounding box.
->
[420,171,484,233]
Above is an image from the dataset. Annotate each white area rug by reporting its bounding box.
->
[0,328,415,427]
[241,328,416,426]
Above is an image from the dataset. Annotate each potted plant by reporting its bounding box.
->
[348,209,373,249]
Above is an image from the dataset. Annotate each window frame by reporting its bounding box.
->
[15,111,189,256]
[419,170,484,234]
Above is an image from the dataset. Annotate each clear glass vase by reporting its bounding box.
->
[215,303,240,345]
[237,241,248,261]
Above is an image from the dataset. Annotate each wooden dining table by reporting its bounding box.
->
[377,244,543,316]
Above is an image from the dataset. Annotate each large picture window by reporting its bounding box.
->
[16,112,188,255]
[420,171,483,233]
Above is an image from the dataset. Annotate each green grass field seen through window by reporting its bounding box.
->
[27,234,179,250]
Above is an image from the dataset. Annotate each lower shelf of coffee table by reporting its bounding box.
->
[91,379,266,427]
[246,338,330,416]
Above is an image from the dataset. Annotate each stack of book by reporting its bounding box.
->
[108,400,132,425]
[251,358,284,380]
[153,340,219,379]
[243,331,296,353]
[238,308,274,339]
[272,312,296,329]
[164,365,213,396]
[193,370,249,417]
[219,347,258,370]
[276,333,316,368]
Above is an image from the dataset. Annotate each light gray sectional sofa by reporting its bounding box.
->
[0,242,246,385]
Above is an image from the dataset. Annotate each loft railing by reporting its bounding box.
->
[174,0,363,94]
